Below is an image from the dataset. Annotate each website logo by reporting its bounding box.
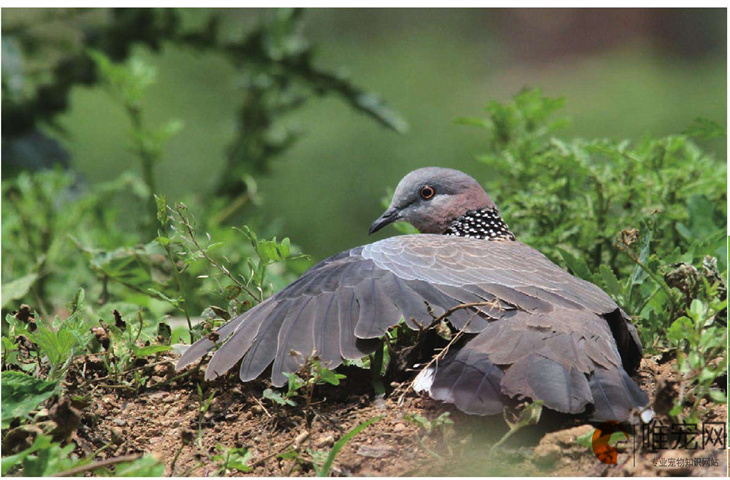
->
[592,421,630,464]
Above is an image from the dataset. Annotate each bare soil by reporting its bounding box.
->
[65,353,726,477]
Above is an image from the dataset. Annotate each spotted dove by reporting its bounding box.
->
[177,167,649,421]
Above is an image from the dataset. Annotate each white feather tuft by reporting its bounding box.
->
[412,366,436,393]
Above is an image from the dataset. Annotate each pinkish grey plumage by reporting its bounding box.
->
[177,168,648,422]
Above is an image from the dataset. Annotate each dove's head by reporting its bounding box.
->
[369,167,496,235]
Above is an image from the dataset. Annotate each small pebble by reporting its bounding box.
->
[110,427,124,445]
[294,430,310,449]
[315,435,334,448]
[148,392,167,403]
[356,445,397,458]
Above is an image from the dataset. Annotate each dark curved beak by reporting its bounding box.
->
[369,207,400,235]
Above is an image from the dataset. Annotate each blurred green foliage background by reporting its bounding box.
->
[4,8,726,260]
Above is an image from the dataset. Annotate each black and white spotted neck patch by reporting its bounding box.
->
[443,208,516,241]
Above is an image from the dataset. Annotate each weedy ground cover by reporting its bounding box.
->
[2,37,726,476]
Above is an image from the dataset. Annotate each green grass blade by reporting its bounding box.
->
[317,415,384,476]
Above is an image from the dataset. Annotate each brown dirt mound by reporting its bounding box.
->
[70,354,726,476]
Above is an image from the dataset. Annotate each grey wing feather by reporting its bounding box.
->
[203,307,271,381]
[176,315,244,371]
[337,289,379,359]
[271,296,317,386]
[588,367,649,422]
[427,350,505,415]
[313,293,343,368]
[238,300,296,382]
[380,275,433,328]
[501,354,593,414]
[353,270,402,339]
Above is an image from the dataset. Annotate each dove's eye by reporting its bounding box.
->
[419,185,435,200]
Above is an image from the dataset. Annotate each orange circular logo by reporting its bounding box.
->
[591,421,630,464]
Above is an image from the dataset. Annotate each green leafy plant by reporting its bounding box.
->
[403,411,455,459]
[263,356,346,408]
[1,372,59,429]
[2,170,86,314]
[99,455,165,477]
[404,411,454,437]
[1,434,78,476]
[3,289,94,381]
[491,401,544,452]
[92,307,172,389]
[667,291,727,423]
[263,386,298,407]
[2,435,164,477]
[460,88,726,279]
[212,445,252,475]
